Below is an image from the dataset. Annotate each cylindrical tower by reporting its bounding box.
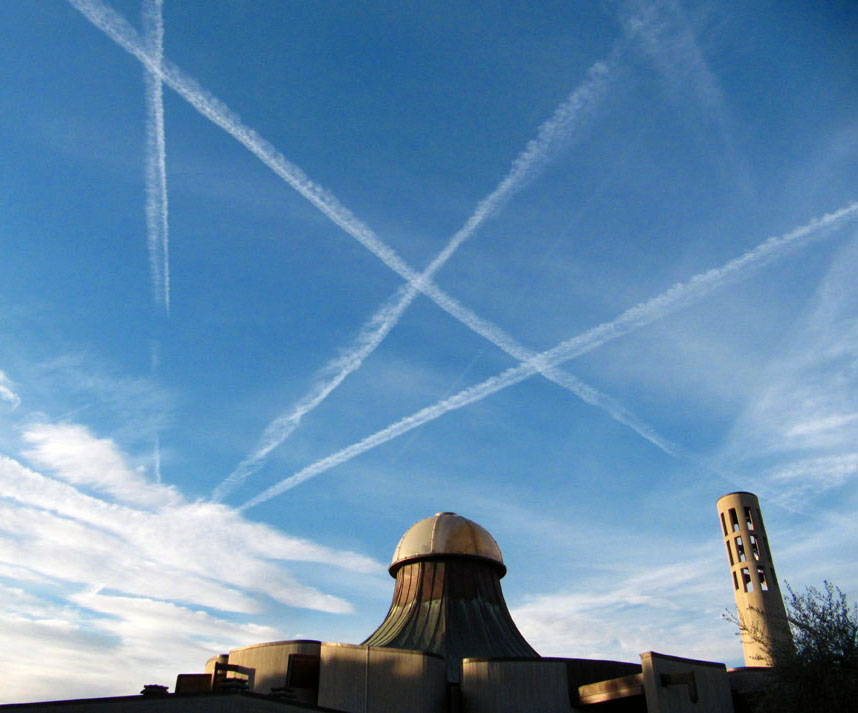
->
[362,512,539,682]
[716,492,791,665]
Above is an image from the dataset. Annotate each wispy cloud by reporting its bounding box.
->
[768,453,858,493]
[619,0,725,114]
[0,420,388,702]
[32,352,172,441]
[0,370,21,411]
[1,423,382,619]
[719,231,858,506]
[241,202,858,508]
[141,0,169,312]
[21,422,179,507]
[213,56,619,500]
[0,453,380,594]
[512,552,738,663]
[0,579,280,703]
[618,0,751,193]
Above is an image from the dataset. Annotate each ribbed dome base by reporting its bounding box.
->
[362,558,538,682]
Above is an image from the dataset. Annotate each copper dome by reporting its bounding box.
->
[389,512,506,577]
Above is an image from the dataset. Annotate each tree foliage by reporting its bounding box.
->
[739,581,858,713]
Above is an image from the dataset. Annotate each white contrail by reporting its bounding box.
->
[71,0,678,500]
[240,201,858,509]
[68,0,420,284]
[65,1,607,386]
[68,1,848,496]
[210,286,415,501]
[153,433,162,484]
[141,0,169,312]
[149,339,162,484]
[212,58,617,500]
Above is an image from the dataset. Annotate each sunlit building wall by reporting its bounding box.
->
[717,491,792,666]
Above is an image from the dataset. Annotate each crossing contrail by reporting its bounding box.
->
[69,0,847,501]
[239,201,858,509]
[72,0,684,497]
[141,0,169,313]
[212,57,617,501]
[68,0,421,283]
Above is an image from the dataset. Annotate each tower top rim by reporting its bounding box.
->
[717,491,758,501]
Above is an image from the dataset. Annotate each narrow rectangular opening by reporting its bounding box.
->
[286,654,320,689]
[744,506,755,530]
[757,568,769,591]
[720,513,728,537]
[733,572,739,590]
[735,536,746,562]
[749,534,760,560]
[726,542,734,566]
[741,567,752,592]
[729,508,740,532]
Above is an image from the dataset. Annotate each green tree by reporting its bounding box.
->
[735,581,858,712]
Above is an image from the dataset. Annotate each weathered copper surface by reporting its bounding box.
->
[365,514,538,682]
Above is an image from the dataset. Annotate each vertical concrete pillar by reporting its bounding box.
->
[716,492,791,665]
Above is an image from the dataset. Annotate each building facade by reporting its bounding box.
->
[1,509,777,713]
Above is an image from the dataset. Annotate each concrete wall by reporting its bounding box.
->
[0,692,317,713]
[460,658,572,713]
[317,643,446,713]
[562,657,642,689]
[641,652,734,713]
[206,654,228,675]
[226,640,320,695]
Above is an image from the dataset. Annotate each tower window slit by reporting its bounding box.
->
[749,534,760,560]
[726,542,734,566]
[744,506,755,530]
[720,513,728,537]
[733,572,739,591]
[735,536,746,562]
[757,567,769,591]
[729,508,740,532]
[741,567,752,592]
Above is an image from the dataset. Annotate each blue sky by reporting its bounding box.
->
[1,0,857,702]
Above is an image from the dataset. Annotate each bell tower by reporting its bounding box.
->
[716,492,792,665]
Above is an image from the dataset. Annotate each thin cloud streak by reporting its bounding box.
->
[0,370,21,411]
[240,201,858,509]
[153,433,161,484]
[212,57,617,500]
[1,423,382,615]
[141,0,169,313]
[618,0,752,196]
[20,421,180,508]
